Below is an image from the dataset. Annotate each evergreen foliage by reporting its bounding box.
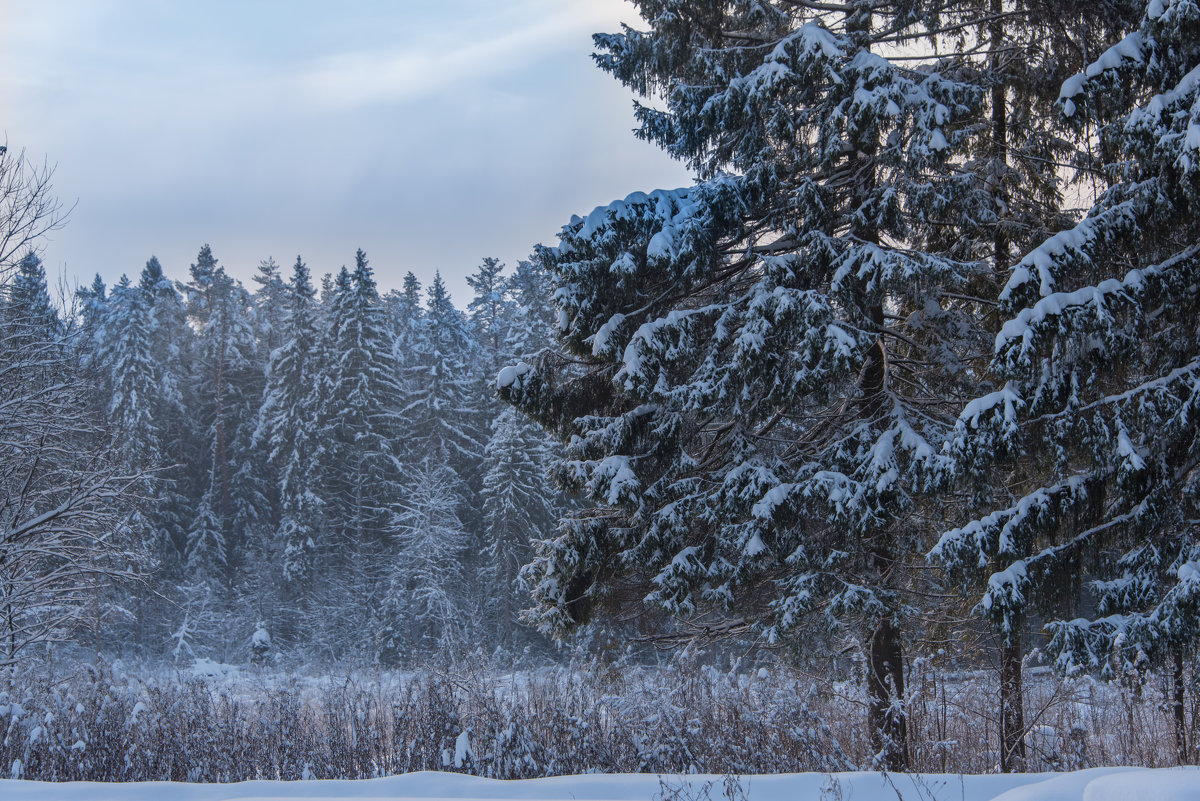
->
[389,456,470,657]
[405,272,481,467]
[934,0,1200,692]
[480,408,557,647]
[320,251,405,551]
[50,238,561,663]
[98,276,160,466]
[183,245,264,585]
[496,0,1011,767]
[258,256,323,594]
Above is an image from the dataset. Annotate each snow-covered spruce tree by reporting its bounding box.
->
[384,456,470,662]
[403,272,482,471]
[383,272,425,442]
[395,273,482,648]
[476,256,563,648]
[307,265,355,641]
[931,0,1200,766]
[499,1,988,769]
[252,256,288,356]
[319,251,405,552]
[256,256,324,644]
[307,252,405,655]
[97,276,160,467]
[506,256,558,357]
[7,252,61,351]
[183,245,265,594]
[79,256,197,652]
[74,274,110,427]
[90,275,173,647]
[911,0,1138,772]
[76,274,107,340]
[466,261,512,469]
[466,256,532,640]
[137,255,196,582]
[384,270,425,366]
[467,257,510,379]
[480,407,558,648]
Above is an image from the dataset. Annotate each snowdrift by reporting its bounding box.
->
[1,767,1197,801]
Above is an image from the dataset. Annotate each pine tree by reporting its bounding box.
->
[470,254,562,648]
[397,271,424,340]
[76,273,107,340]
[507,256,557,357]
[404,272,481,468]
[6,252,61,349]
[185,494,226,580]
[384,270,425,368]
[910,1,1139,771]
[256,257,326,650]
[251,256,288,355]
[300,253,407,657]
[75,274,111,426]
[467,257,511,379]
[98,275,160,467]
[138,255,193,462]
[78,256,198,652]
[400,273,481,634]
[138,255,195,581]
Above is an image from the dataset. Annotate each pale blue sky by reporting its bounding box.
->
[0,0,692,301]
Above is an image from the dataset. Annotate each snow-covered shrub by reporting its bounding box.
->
[1,653,1195,781]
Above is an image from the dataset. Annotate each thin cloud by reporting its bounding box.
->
[295,3,628,110]
[0,0,690,301]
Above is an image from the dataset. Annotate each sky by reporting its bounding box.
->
[0,0,693,303]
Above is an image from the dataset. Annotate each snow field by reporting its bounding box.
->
[1,767,1197,801]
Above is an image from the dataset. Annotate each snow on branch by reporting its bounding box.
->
[1059,32,1145,117]
[999,196,1142,306]
[930,475,1094,569]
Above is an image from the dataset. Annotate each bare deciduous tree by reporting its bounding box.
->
[0,144,146,674]
[0,144,70,278]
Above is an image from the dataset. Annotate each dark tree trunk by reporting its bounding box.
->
[1174,646,1189,764]
[990,2,1026,774]
[999,631,1026,772]
[868,615,908,770]
[990,0,1010,283]
[845,0,909,772]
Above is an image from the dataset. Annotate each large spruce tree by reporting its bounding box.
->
[934,0,1200,765]
[913,0,1138,771]
[499,0,998,767]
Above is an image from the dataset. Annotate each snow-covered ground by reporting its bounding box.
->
[1,767,1197,801]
